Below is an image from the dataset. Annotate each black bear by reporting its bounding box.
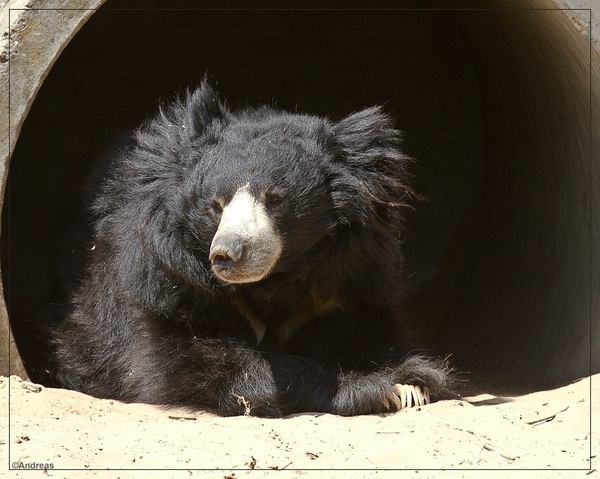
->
[53,81,454,417]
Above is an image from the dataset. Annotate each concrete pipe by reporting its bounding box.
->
[1,0,598,396]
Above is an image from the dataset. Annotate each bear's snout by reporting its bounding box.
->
[209,236,247,267]
[209,187,283,284]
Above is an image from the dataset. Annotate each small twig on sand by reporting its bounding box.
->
[526,406,569,426]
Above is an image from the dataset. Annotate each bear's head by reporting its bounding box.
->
[196,107,340,285]
[105,81,413,310]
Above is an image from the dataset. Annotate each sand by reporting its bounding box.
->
[1,374,597,478]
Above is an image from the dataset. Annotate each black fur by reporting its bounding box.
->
[53,81,454,417]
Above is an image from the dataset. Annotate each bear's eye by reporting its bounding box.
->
[264,192,285,209]
[209,199,224,216]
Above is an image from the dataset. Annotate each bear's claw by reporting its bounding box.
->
[393,383,430,409]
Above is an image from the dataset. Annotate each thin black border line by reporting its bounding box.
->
[588,5,594,474]
[4,3,596,473]
[7,4,13,475]
[4,7,597,12]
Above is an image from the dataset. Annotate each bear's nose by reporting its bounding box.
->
[209,236,247,269]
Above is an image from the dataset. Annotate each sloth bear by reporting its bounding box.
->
[53,81,454,417]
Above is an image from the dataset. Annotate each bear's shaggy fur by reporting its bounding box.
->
[53,81,454,417]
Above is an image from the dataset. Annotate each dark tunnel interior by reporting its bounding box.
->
[2,1,597,395]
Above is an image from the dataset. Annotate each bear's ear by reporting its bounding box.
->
[331,107,413,226]
[154,80,229,141]
[183,80,230,136]
[135,80,229,155]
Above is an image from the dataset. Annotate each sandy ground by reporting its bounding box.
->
[0,374,597,479]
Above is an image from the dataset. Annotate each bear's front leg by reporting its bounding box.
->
[332,355,454,416]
